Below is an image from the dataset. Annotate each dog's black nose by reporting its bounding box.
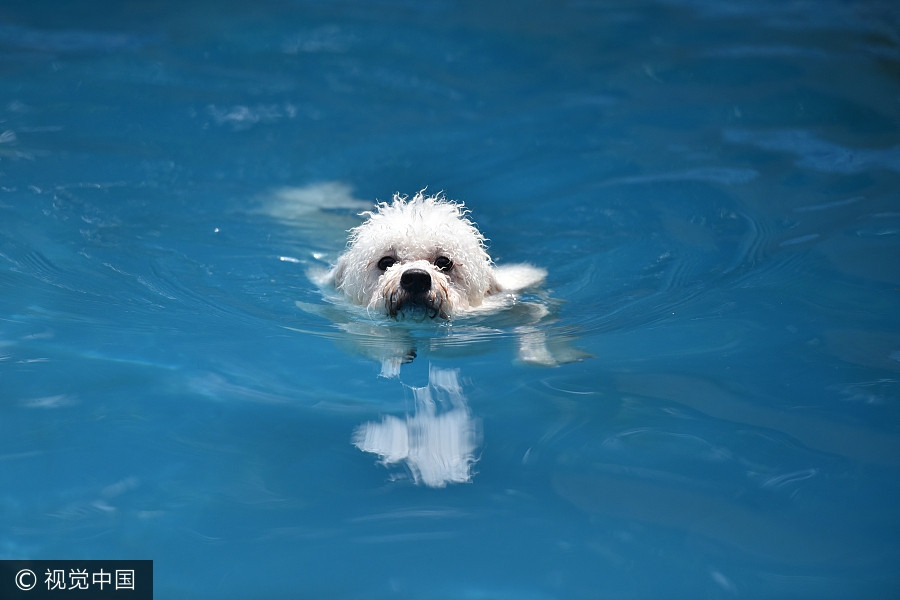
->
[400,268,431,294]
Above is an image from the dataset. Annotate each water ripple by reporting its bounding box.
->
[724,129,900,174]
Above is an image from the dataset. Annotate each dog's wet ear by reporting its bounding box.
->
[486,269,503,296]
[331,260,346,288]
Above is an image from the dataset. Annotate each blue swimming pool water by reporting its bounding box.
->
[2,0,899,597]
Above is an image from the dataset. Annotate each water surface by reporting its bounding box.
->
[1,0,899,598]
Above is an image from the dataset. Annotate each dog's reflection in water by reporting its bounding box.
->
[353,365,481,488]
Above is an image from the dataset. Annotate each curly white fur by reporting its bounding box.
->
[330,191,544,320]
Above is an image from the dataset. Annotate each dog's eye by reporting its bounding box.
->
[434,256,453,271]
[377,256,396,271]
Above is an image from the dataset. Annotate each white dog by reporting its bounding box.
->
[330,191,546,320]
[263,184,581,486]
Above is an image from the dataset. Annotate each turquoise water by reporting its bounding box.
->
[2,0,899,597]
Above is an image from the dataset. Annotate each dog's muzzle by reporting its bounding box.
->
[387,268,447,320]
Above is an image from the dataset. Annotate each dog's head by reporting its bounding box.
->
[332,192,500,319]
